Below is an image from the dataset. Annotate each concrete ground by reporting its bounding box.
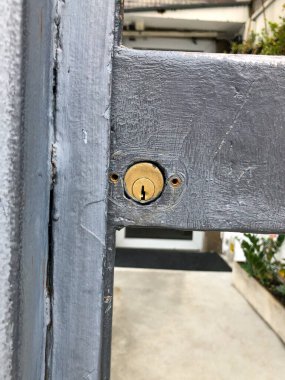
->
[111,268,285,380]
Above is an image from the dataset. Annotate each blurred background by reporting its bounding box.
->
[122,0,284,53]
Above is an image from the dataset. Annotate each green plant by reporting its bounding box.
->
[276,284,285,297]
[231,13,285,55]
[231,32,260,54]
[240,233,285,305]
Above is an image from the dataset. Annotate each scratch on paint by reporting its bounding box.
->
[80,224,105,246]
[237,166,257,181]
[82,128,88,144]
[82,368,96,380]
[214,79,256,157]
[80,199,106,245]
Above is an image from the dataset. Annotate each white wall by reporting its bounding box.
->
[245,0,285,37]
[125,6,249,34]
[123,36,217,52]
[116,228,204,251]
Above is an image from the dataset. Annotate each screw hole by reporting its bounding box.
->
[169,176,182,188]
[110,173,119,184]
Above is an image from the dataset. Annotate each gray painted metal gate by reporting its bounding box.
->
[1,0,285,379]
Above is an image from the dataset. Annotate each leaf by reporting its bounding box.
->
[275,285,285,297]
[241,240,251,252]
[230,16,285,56]
[277,234,285,248]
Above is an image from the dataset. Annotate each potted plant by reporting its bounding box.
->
[233,233,285,343]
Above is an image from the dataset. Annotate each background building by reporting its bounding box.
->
[124,0,251,53]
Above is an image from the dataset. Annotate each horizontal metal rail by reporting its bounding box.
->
[110,47,285,233]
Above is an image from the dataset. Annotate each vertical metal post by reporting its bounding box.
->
[1,0,118,378]
[51,1,119,378]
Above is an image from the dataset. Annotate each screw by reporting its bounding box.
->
[169,176,182,188]
[110,172,119,184]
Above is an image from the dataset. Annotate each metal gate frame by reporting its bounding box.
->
[1,0,285,379]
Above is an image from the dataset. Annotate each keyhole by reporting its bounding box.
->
[141,185,146,201]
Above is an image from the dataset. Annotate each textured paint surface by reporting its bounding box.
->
[0,0,23,378]
[110,48,285,233]
[3,1,284,377]
[51,0,116,379]
[19,0,54,378]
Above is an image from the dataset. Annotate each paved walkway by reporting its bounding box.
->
[111,268,285,380]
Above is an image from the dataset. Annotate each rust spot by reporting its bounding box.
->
[169,175,182,188]
[109,172,119,184]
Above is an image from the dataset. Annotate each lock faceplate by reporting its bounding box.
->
[124,162,164,204]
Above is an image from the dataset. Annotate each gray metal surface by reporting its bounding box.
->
[20,0,54,378]
[110,48,285,233]
[2,0,285,378]
[51,0,117,379]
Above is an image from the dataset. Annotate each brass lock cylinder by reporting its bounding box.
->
[124,162,164,204]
